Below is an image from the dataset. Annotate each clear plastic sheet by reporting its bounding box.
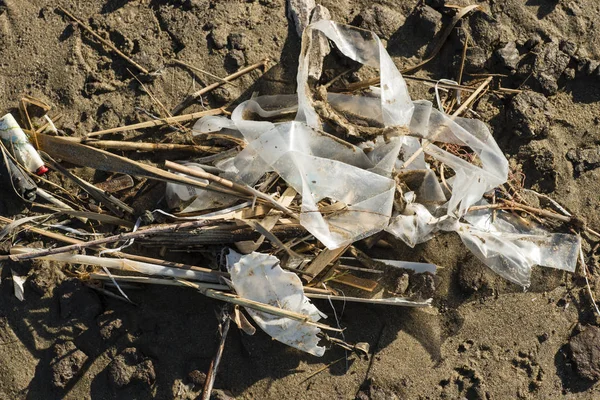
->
[165,163,238,213]
[179,20,579,287]
[457,206,580,287]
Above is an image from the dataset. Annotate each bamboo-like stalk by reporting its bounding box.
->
[85,108,224,138]
[165,160,298,219]
[83,140,223,154]
[10,247,220,283]
[1,218,220,262]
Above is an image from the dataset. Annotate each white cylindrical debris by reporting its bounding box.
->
[0,113,48,175]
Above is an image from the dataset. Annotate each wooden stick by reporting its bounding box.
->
[165,160,298,219]
[201,306,231,400]
[57,7,149,75]
[85,108,223,138]
[303,245,349,283]
[172,59,239,88]
[83,140,223,154]
[172,59,270,115]
[177,279,342,332]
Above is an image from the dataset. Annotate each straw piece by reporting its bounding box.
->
[85,108,224,138]
[172,59,270,115]
[177,279,343,332]
[83,140,223,154]
[172,59,239,88]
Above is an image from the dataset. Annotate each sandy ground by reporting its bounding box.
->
[2,0,600,399]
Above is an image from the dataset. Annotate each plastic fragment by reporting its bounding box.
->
[457,207,580,287]
[165,162,237,213]
[0,113,48,175]
[287,0,317,37]
[226,251,326,356]
[12,270,26,301]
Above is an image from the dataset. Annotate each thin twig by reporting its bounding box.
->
[82,140,223,154]
[457,27,469,86]
[127,69,191,136]
[332,75,520,95]
[343,5,482,91]
[165,160,298,219]
[85,108,223,138]
[578,239,600,318]
[201,306,231,400]
[172,59,239,88]
[172,59,270,115]
[468,199,600,238]
[300,356,347,384]
[57,6,149,75]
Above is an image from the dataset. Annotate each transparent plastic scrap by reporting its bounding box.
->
[226,251,326,356]
[180,19,580,286]
[457,205,581,287]
[189,21,414,249]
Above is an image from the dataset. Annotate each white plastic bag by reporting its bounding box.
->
[226,251,326,356]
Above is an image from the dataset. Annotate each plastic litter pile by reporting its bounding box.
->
[184,19,580,287]
[161,20,581,352]
[0,15,581,359]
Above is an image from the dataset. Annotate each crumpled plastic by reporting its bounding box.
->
[226,250,326,356]
[170,19,580,288]
[457,206,580,286]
